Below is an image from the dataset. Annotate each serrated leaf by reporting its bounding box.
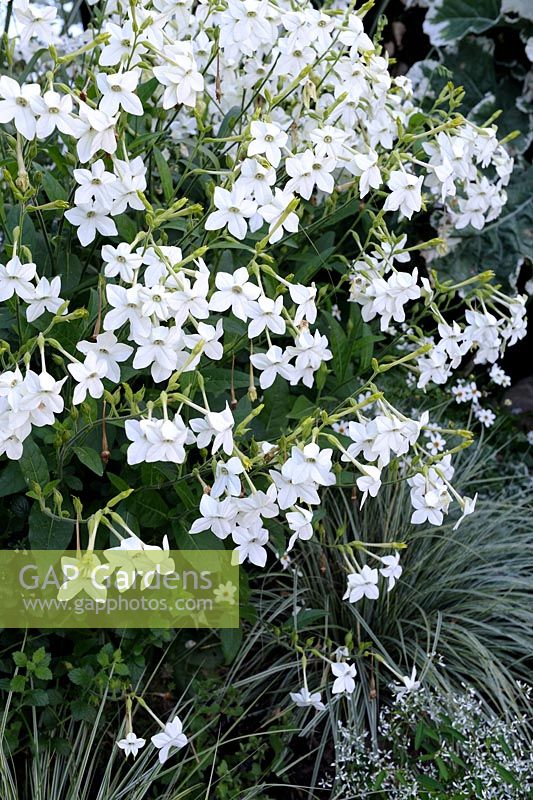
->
[71,699,97,722]
[26,688,49,706]
[68,667,94,688]
[12,651,27,668]
[32,646,50,665]
[33,665,52,681]
[10,675,27,693]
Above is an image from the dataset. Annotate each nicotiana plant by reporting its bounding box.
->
[0,0,529,763]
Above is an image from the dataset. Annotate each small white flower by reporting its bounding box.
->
[343,565,379,603]
[290,687,325,711]
[331,662,357,695]
[117,731,146,759]
[151,715,188,765]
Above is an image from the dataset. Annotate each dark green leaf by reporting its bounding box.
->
[28,507,74,550]
[19,439,50,488]
[73,446,105,476]
[0,460,26,497]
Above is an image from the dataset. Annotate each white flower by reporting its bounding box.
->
[283,444,335,487]
[248,295,286,338]
[379,553,402,591]
[132,326,185,383]
[489,363,511,387]
[355,464,382,507]
[331,662,357,695]
[151,715,188,765]
[289,283,317,325]
[73,159,117,207]
[205,186,257,240]
[77,332,133,383]
[290,687,325,711]
[211,457,245,498]
[19,370,66,426]
[247,121,288,167]
[269,469,320,510]
[13,0,57,46]
[383,170,423,219]
[0,75,40,139]
[250,345,293,389]
[453,493,478,531]
[236,158,276,204]
[65,201,118,246]
[343,566,379,603]
[184,320,224,364]
[209,267,260,321]
[286,507,314,551]
[232,524,269,567]
[153,44,204,108]
[68,352,108,405]
[104,284,151,340]
[190,494,236,540]
[205,403,235,457]
[350,150,382,198]
[285,149,336,200]
[393,667,421,701]
[26,276,64,322]
[0,256,36,301]
[77,102,118,163]
[96,69,143,116]
[31,90,81,139]
[474,406,496,428]
[143,415,193,464]
[117,731,146,759]
[102,242,142,282]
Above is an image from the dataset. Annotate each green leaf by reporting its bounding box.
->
[127,490,169,529]
[28,507,74,550]
[137,77,158,104]
[73,446,105,476]
[32,646,50,665]
[153,147,174,203]
[217,105,241,139]
[220,628,243,664]
[19,439,50,488]
[287,395,317,420]
[33,665,52,681]
[71,699,97,722]
[424,0,501,44]
[41,171,67,202]
[10,675,27,693]
[12,651,27,668]
[494,763,521,787]
[68,667,94,688]
[26,689,49,707]
[0,460,26,498]
[417,775,445,791]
